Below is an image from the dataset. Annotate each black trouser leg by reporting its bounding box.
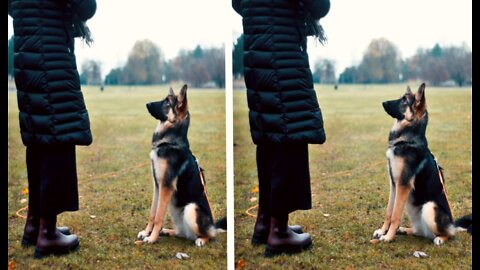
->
[26,146,42,220]
[256,144,273,216]
[26,144,79,218]
[269,143,311,216]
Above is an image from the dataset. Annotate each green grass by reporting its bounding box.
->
[8,85,227,269]
[233,84,472,269]
[9,83,472,269]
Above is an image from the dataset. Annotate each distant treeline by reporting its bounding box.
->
[103,40,225,88]
[8,35,471,87]
[7,37,225,88]
[103,40,224,88]
[233,35,472,87]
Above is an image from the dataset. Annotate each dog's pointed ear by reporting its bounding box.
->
[405,86,412,95]
[415,83,426,115]
[178,84,188,105]
[415,83,425,103]
[169,87,175,96]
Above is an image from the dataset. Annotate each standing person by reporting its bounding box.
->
[8,0,97,259]
[232,0,330,257]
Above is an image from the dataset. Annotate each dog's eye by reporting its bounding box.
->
[401,97,407,104]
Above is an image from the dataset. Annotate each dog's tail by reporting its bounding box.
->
[214,216,227,233]
[454,213,472,235]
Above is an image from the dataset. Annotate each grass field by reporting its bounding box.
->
[233,84,472,269]
[8,85,227,269]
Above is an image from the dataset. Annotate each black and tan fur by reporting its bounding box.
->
[137,84,226,246]
[373,83,471,245]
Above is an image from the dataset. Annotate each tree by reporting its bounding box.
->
[204,47,225,88]
[338,66,357,84]
[357,38,401,83]
[104,67,122,85]
[179,45,225,88]
[399,57,418,82]
[414,45,449,86]
[420,57,449,86]
[312,59,336,84]
[406,44,472,86]
[232,34,244,79]
[164,57,182,83]
[184,59,210,87]
[80,59,102,85]
[180,46,209,87]
[444,44,472,86]
[192,45,204,59]
[122,39,165,85]
[8,37,14,78]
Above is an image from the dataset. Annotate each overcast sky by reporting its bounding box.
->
[8,0,471,78]
[232,0,472,77]
[8,0,230,77]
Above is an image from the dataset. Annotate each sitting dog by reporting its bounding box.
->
[137,84,226,246]
[373,83,471,245]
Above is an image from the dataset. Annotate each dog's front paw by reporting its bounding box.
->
[379,234,394,242]
[143,235,158,243]
[160,228,175,237]
[137,230,150,240]
[373,229,386,239]
[433,237,445,246]
[195,238,206,247]
[396,227,407,235]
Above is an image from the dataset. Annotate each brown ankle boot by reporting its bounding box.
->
[264,215,312,257]
[22,207,71,247]
[251,207,304,245]
[34,216,79,259]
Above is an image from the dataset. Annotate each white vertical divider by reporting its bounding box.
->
[224,1,235,269]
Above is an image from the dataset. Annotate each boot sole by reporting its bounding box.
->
[21,236,35,247]
[34,242,80,259]
[264,239,312,257]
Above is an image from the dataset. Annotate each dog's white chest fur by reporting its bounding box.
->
[150,150,167,186]
[386,147,401,179]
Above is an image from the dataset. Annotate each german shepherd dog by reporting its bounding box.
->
[137,85,226,246]
[373,83,472,245]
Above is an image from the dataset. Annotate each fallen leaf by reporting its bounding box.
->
[21,188,29,195]
[20,198,27,204]
[8,260,16,270]
[250,186,259,193]
[323,213,330,217]
[236,259,246,270]
[413,251,428,258]
[90,215,96,219]
[249,197,257,202]
[175,252,190,260]
[369,239,379,244]
[134,240,143,246]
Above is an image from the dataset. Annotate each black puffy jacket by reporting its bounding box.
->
[233,0,328,145]
[9,0,96,146]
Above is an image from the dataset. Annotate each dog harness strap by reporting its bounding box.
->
[195,157,215,221]
[432,154,454,220]
[414,158,428,175]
